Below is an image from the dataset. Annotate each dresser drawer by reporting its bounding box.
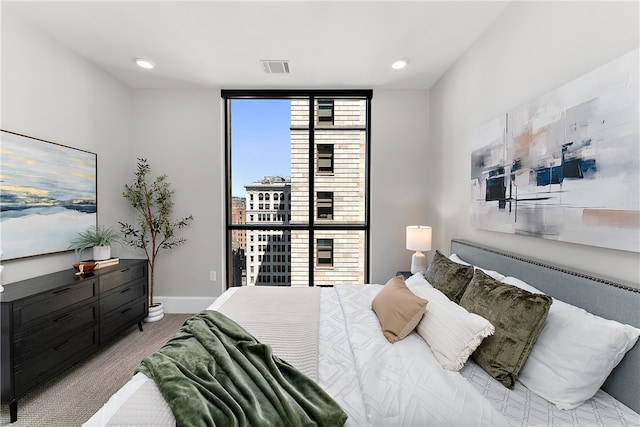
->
[14,327,99,396]
[13,279,98,328]
[100,298,147,342]
[100,264,146,294]
[14,303,98,362]
[101,279,146,315]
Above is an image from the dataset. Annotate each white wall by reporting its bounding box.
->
[429,1,640,285]
[1,8,134,284]
[0,5,432,305]
[370,90,431,284]
[132,88,431,307]
[129,90,223,312]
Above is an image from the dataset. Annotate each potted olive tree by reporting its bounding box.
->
[120,158,193,322]
[70,225,121,261]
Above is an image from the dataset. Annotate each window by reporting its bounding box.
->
[317,99,334,125]
[317,144,334,174]
[317,239,333,267]
[225,90,371,288]
[317,192,333,220]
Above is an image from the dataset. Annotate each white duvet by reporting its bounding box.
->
[322,285,508,426]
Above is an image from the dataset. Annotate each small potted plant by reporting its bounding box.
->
[70,225,122,261]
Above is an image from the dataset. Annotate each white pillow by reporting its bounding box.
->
[409,274,495,371]
[449,253,506,281]
[503,276,640,409]
[405,272,432,291]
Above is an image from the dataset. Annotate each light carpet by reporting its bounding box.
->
[1,314,192,427]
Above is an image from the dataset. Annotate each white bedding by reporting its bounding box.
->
[460,361,640,427]
[84,285,640,427]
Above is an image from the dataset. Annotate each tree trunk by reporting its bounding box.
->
[149,261,155,307]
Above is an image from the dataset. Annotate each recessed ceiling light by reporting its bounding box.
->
[135,58,155,69]
[391,59,408,70]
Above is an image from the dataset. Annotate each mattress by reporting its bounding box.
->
[84,285,640,427]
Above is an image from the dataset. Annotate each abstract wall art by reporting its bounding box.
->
[0,130,97,260]
[471,48,639,252]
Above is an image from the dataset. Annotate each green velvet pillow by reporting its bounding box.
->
[423,250,474,303]
[459,270,552,389]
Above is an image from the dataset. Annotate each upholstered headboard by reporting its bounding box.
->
[451,239,640,413]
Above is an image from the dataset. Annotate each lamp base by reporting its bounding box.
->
[410,251,427,274]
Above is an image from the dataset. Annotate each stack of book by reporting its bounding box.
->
[95,257,120,269]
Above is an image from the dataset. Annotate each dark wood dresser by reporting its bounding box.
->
[0,259,148,422]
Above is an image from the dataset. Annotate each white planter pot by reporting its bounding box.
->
[92,245,111,261]
[144,302,165,323]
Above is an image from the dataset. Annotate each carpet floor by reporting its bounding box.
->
[1,313,192,427]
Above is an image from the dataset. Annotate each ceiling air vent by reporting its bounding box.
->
[261,60,290,74]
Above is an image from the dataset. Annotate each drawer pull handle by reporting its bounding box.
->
[119,268,131,273]
[120,287,132,294]
[53,313,73,323]
[54,340,72,350]
[120,307,132,315]
[53,287,72,295]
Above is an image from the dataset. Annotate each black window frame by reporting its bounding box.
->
[223,89,372,288]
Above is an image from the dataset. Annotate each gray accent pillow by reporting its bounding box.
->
[459,270,552,389]
[424,250,474,303]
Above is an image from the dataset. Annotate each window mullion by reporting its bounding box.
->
[308,95,315,287]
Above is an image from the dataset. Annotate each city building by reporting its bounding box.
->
[230,196,247,287]
[290,99,367,286]
[244,176,291,286]
[231,196,246,251]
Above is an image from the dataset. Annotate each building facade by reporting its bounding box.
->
[231,196,246,250]
[244,176,291,286]
[290,98,367,286]
[230,196,247,287]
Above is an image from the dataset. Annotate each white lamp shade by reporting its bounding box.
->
[406,226,432,251]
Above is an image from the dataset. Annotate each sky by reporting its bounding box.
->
[230,99,291,198]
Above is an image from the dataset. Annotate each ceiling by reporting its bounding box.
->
[3,1,510,90]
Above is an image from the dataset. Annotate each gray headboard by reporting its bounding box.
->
[451,239,640,413]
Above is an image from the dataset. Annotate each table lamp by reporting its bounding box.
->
[406,226,432,274]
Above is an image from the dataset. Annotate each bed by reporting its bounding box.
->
[84,239,640,426]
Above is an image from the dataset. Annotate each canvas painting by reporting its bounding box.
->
[471,48,639,252]
[0,131,97,260]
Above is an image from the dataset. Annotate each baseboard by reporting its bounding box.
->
[153,296,217,314]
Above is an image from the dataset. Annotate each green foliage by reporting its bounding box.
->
[120,158,193,306]
[70,225,121,260]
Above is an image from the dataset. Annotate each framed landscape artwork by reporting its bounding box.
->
[471,48,639,252]
[0,130,97,260]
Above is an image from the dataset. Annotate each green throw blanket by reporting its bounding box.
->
[136,310,347,427]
